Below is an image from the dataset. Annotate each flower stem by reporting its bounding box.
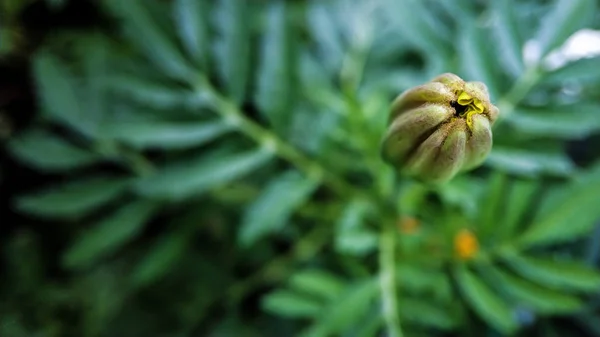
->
[379,219,404,337]
[495,65,542,122]
[202,84,389,207]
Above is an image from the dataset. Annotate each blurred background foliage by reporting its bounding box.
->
[2,0,600,336]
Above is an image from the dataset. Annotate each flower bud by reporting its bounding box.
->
[381,73,499,184]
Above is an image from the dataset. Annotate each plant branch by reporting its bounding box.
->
[495,64,543,123]
[201,83,394,213]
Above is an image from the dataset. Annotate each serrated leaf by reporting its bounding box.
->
[135,148,272,200]
[33,52,95,137]
[502,253,600,292]
[62,200,158,269]
[9,130,100,172]
[288,270,345,301]
[454,265,517,334]
[492,0,525,77]
[173,0,209,66]
[214,0,250,104]
[519,164,600,247]
[459,22,501,99]
[105,0,193,81]
[238,170,318,246]
[399,298,457,330]
[255,1,298,134]
[301,279,378,337]
[108,76,213,111]
[262,290,322,319]
[486,266,582,314]
[535,0,595,57]
[542,56,600,84]
[103,120,233,150]
[130,231,189,288]
[508,103,600,139]
[15,176,129,219]
[486,147,575,177]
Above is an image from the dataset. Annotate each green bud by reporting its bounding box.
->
[381,73,499,184]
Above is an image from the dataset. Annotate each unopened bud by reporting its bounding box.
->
[381,73,499,184]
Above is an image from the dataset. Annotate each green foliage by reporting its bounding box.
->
[3,0,600,336]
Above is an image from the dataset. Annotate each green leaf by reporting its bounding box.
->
[33,52,95,137]
[261,290,322,319]
[301,279,378,337]
[519,164,600,247]
[103,120,233,150]
[399,298,457,330]
[135,148,272,200]
[79,36,110,124]
[214,0,251,104]
[238,170,318,246]
[335,198,377,257]
[437,177,483,218]
[129,230,190,288]
[9,130,100,172]
[288,270,345,301]
[305,2,344,75]
[105,0,193,81]
[459,22,501,99]
[542,56,600,84]
[436,0,476,21]
[173,0,209,66]
[480,171,508,238]
[535,0,595,57]
[384,0,451,56]
[397,265,453,301]
[492,0,524,77]
[486,146,575,177]
[62,200,158,269]
[508,103,600,139]
[15,176,129,219]
[108,76,212,110]
[486,266,582,314]
[502,252,600,292]
[498,179,539,240]
[353,314,382,337]
[255,1,298,134]
[335,230,378,258]
[454,265,517,334]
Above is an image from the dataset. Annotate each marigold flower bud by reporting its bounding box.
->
[381,73,499,184]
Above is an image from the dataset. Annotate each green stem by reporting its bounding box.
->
[495,65,542,123]
[379,219,404,337]
[204,85,384,205]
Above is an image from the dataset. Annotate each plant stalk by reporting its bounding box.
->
[379,219,404,337]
